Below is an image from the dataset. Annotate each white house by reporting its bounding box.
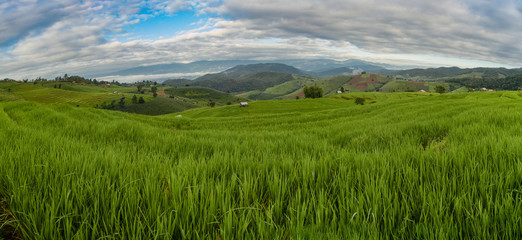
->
[240,102,248,107]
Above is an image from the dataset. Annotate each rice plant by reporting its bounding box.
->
[1,91,521,239]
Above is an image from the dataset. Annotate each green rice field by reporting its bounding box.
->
[1,84,521,239]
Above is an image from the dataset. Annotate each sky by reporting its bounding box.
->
[1,0,522,80]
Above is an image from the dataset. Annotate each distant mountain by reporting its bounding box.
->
[161,79,193,87]
[164,63,305,92]
[197,63,304,81]
[310,67,362,78]
[275,59,389,72]
[191,72,296,93]
[100,59,396,82]
[106,60,263,76]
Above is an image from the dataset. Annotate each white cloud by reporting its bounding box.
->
[218,0,522,65]
[1,0,521,80]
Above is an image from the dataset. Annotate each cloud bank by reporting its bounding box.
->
[1,0,521,80]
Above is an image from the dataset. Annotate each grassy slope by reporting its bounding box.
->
[238,75,318,100]
[317,75,353,94]
[379,80,428,92]
[1,90,522,239]
[1,82,151,107]
[0,82,196,115]
[451,86,470,93]
[164,86,247,105]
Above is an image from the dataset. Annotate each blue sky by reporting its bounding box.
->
[1,0,522,80]
[121,9,213,41]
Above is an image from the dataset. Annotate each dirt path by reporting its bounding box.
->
[157,89,168,97]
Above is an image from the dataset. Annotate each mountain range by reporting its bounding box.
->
[160,62,522,100]
[164,63,300,93]
[101,59,390,80]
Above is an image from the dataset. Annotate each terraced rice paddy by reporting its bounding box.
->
[1,84,521,239]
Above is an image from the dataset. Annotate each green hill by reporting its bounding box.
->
[0,82,198,115]
[196,63,304,81]
[0,81,141,107]
[121,96,199,115]
[379,80,430,92]
[164,63,308,93]
[237,75,318,100]
[2,81,522,239]
[164,86,248,105]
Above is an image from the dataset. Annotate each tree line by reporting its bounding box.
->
[14,74,124,86]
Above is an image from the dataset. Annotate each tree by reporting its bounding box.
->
[137,83,144,93]
[303,84,323,98]
[119,96,125,108]
[109,100,116,109]
[58,84,62,89]
[435,85,446,93]
[131,95,138,104]
[138,96,145,104]
[340,87,345,93]
[151,85,158,97]
[208,101,216,107]
[355,97,365,105]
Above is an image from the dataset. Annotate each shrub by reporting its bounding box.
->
[119,97,125,108]
[355,97,365,105]
[303,84,323,99]
[435,85,446,94]
[138,97,145,104]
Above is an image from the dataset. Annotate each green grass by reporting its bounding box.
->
[0,82,152,107]
[1,90,522,239]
